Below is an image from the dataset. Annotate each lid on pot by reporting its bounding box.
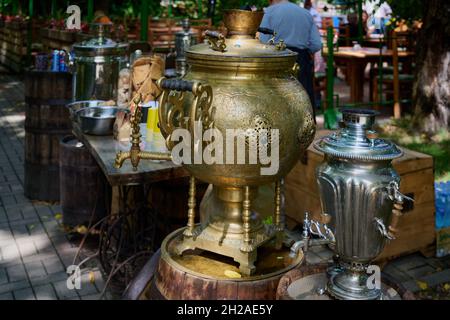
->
[73,23,128,56]
[186,10,296,61]
[175,18,197,36]
[314,109,403,161]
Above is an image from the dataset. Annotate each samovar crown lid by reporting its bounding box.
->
[341,108,378,130]
[314,108,403,161]
[186,9,297,61]
[73,23,128,56]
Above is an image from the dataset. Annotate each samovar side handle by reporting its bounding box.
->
[387,181,414,239]
[156,78,214,149]
[375,181,414,240]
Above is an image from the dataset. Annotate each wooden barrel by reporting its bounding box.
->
[150,178,207,244]
[276,263,416,300]
[24,71,73,201]
[141,228,304,300]
[59,135,109,227]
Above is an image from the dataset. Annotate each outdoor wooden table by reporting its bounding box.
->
[363,36,386,48]
[72,123,187,186]
[71,123,189,289]
[323,46,415,103]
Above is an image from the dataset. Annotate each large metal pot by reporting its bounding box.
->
[72,23,128,102]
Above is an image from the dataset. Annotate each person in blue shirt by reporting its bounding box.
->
[259,0,322,121]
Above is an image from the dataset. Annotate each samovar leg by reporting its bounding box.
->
[235,250,257,275]
[183,176,197,237]
[274,180,284,249]
[238,186,257,275]
[240,186,254,253]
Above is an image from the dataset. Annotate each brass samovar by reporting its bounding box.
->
[115,10,315,275]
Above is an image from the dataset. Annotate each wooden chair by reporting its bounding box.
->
[338,24,351,47]
[369,29,416,105]
[148,18,179,50]
[372,35,414,118]
[314,71,327,109]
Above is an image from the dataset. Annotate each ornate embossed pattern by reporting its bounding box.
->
[158,83,214,150]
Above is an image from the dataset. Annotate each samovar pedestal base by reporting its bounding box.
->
[175,224,275,275]
[276,263,415,300]
[328,270,380,300]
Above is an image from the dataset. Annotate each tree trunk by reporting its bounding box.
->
[412,0,450,134]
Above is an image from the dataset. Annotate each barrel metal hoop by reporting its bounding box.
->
[24,126,72,134]
[25,97,71,106]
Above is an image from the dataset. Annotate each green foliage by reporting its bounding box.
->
[263,215,273,225]
[216,0,269,10]
[168,1,209,19]
[326,0,425,21]
[385,0,423,22]
[109,0,162,19]
[379,116,450,182]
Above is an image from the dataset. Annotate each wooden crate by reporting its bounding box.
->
[285,130,436,262]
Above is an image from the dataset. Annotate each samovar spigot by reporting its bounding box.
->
[289,212,336,258]
[114,95,172,171]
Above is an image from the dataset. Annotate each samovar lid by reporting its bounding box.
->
[73,23,128,56]
[314,109,403,161]
[186,9,297,60]
[175,18,196,36]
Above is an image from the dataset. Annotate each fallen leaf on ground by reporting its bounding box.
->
[75,225,88,234]
[417,281,428,290]
[89,271,95,284]
[224,270,241,279]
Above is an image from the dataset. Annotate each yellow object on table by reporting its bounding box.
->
[146,101,159,132]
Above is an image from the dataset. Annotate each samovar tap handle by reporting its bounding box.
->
[289,212,335,258]
[309,214,336,243]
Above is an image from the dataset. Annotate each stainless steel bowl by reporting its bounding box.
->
[66,100,107,122]
[76,106,129,135]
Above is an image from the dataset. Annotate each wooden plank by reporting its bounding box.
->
[400,168,435,205]
[216,281,238,300]
[180,275,218,300]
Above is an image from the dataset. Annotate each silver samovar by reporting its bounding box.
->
[290,109,410,300]
[72,23,128,101]
[175,19,197,77]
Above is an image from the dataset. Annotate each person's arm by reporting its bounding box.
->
[308,17,322,53]
[258,10,272,43]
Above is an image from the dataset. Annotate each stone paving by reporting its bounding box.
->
[0,68,449,300]
[0,69,110,300]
